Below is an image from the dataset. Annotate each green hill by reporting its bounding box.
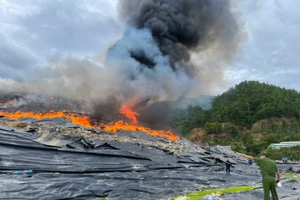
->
[210,81,300,127]
[172,81,300,158]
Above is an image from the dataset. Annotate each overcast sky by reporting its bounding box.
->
[0,0,300,93]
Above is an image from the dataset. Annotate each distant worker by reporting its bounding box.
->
[248,158,253,165]
[207,145,211,151]
[225,158,233,175]
[282,157,287,163]
[242,154,280,200]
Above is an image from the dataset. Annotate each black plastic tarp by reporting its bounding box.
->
[0,124,298,199]
[223,180,300,199]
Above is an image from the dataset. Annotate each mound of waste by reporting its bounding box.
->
[0,117,261,200]
[0,93,299,199]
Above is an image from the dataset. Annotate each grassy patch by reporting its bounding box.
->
[281,172,300,182]
[173,186,258,200]
[285,174,300,182]
[284,173,295,177]
[172,173,300,200]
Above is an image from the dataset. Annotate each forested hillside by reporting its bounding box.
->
[210,81,300,126]
[172,81,300,158]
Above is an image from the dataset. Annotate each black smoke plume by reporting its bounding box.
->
[91,0,244,126]
[118,0,241,71]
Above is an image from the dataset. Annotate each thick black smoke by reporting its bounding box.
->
[95,0,243,127]
[118,0,240,71]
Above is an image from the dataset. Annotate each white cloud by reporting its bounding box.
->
[227,0,300,91]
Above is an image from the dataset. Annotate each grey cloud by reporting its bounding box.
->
[230,0,300,91]
[0,36,39,81]
[18,0,121,54]
[0,38,37,70]
[0,0,122,80]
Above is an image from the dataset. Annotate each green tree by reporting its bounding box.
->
[241,131,254,147]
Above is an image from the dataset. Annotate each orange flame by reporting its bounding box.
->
[104,120,179,141]
[0,110,93,128]
[119,105,139,124]
[0,110,179,141]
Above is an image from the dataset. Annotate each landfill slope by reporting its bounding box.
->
[0,119,299,199]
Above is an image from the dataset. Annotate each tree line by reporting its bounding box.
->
[172,81,300,158]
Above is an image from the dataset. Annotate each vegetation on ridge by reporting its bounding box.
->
[172,81,300,158]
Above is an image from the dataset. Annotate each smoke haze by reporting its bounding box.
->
[1,0,244,121]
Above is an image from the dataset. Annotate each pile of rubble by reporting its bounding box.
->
[0,119,189,153]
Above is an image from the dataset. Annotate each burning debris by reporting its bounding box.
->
[119,104,139,124]
[0,109,179,141]
[0,0,243,130]
[0,119,187,153]
[0,93,179,141]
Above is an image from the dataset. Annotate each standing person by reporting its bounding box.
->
[207,145,211,152]
[242,154,280,200]
[225,158,232,175]
[248,158,253,165]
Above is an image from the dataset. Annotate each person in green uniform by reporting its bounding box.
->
[242,154,280,200]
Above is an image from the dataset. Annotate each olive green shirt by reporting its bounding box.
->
[254,158,278,178]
